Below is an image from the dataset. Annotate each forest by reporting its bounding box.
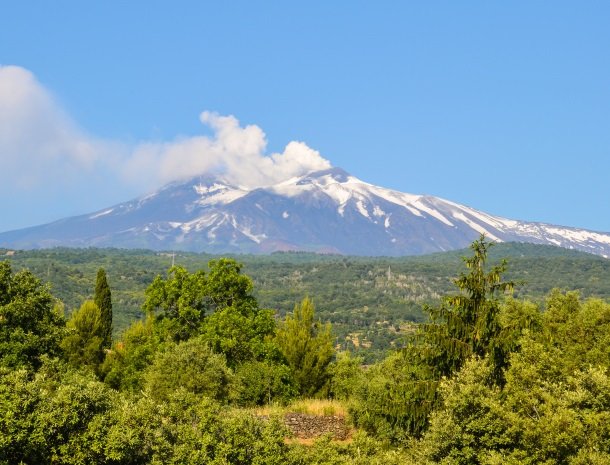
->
[2,237,610,464]
[3,241,610,363]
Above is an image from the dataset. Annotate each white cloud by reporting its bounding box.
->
[123,111,331,190]
[0,65,332,196]
[0,65,114,189]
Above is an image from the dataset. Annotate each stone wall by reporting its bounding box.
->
[283,413,349,440]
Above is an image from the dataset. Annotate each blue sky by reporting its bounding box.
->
[1,1,610,232]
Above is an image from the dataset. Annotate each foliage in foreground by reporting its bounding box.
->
[412,292,610,464]
[276,297,334,397]
[349,262,610,463]
[0,261,65,369]
[2,237,610,464]
[351,236,520,438]
[0,359,291,464]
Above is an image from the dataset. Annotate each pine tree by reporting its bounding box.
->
[276,297,334,396]
[353,235,517,440]
[94,268,113,348]
[422,234,515,382]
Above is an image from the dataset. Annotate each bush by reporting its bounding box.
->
[350,349,436,442]
[233,360,297,406]
[143,336,232,403]
[326,351,365,401]
[100,317,158,392]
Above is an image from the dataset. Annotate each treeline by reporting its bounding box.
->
[3,242,610,362]
[2,237,610,463]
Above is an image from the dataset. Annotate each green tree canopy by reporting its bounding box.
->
[416,327,610,465]
[0,358,115,464]
[142,336,232,403]
[0,357,292,465]
[143,258,258,342]
[233,360,297,406]
[100,317,159,392]
[0,260,65,369]
[61,300,105,371]
[352,236,521,439]
[276,297,335,396]
[200,305,280,367]
[542,290,610,371]
[143,265,208,341]
[205,258,257,313]
[350,347,437,442]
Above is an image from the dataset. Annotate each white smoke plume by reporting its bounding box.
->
[124,111,331,190]
[0,65,332,196]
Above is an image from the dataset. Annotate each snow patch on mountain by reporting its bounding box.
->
[194,183,249,206]
[2,166,610,257]
[543,226,610,245]
[411,199,455,226]
[89,209,114,219]
[356,200,369,218]
[452,212,503,242]
[373,206,385,217]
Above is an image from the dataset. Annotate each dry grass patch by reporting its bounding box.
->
[284,436,354,446]
[253,398,348,418]
[289,398,347,417]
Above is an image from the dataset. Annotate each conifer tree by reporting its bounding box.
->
[276,297,334,396]
[422,234,515,383]
[353,235,517,439]
[94,268,113,348]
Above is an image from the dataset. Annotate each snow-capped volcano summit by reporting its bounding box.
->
[2,167,610,257]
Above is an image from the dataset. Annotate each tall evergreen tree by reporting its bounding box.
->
[353,235,517,439]
[422,234,515,383]
[276,297,334,396]
[94,268,112,348]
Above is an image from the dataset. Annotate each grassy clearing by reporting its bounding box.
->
[253,398,348,418]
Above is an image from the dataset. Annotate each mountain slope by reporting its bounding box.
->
[2,167,610,257]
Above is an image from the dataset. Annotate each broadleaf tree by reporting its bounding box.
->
[143,265,208,341]
[0,260,65,369]
[61,300,105,371]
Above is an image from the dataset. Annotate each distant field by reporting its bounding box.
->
[2,243,609,362]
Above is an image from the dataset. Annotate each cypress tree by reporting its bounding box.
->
[94,268,113,348]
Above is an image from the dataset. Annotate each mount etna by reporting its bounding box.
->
[2,167,609,257]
